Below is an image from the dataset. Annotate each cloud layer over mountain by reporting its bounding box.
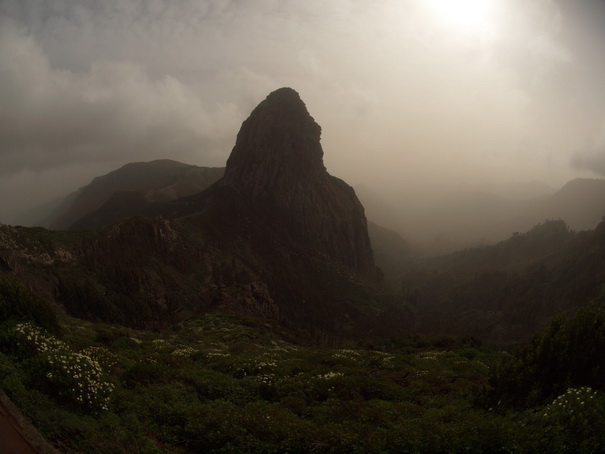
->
[1,0,605,224]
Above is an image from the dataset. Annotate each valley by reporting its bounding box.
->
[1,88,605,453]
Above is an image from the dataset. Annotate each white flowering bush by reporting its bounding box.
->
[255,373,275,385]
[13,322,115,411]
[81,346,118,372]
[45,350,115,410]
[419,351,447,361]
[543,386,598,420]
[540,386,605,452]
[332,349,362,361]
[13,322,65,352]
[171,346,197,357]
[316,371,343,380]
[224,355,279,378]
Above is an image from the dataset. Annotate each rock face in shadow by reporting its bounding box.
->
[0,88,388,336]
[221,87,375,277]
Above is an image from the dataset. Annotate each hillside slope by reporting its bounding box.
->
[402,219,605,344]
[48,160,224,230]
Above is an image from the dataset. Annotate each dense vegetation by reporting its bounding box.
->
[2,279,605,453]
[490,302,605,408]
[402,219,605,344]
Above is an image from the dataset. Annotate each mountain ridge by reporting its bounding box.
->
[48,159,224,230]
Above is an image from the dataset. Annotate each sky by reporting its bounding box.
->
[1,0,605,225]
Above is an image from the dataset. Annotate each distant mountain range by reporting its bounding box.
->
[35,153,605,279]
[360,178,605,255]
[46,160,224,230]
[43,161,605,260]
[399,217,605,344]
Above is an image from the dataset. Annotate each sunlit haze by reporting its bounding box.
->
[1,0,604,245]
[427,0,495,28]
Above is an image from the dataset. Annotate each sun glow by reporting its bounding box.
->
[427,0,495,29]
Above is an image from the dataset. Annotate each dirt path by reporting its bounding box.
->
[0,392,58,454]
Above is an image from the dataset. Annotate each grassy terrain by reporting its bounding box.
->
[2,305,605,453]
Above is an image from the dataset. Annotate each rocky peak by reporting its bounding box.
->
[222,87,325,195]
[220,88,375,278]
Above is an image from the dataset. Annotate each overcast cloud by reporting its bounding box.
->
[1,0,604,224]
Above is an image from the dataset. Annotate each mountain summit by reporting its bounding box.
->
[223,87,325,191]
[221,87,375,277]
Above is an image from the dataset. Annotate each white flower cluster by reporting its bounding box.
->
[255,373,275,385]
[543,386,598,418]
[370,351,396,368]
[81,346,118,372]
[241,354,279,375]
[419,351,447,360]
[207,352,230,358]
[316,372,343,380]
[270,340,298,352]
[13,322,65,352]
[13,323,115,411]
[413,369,429,378]
[202,343,231,358]
[255,360,278,369]
[46,351,115,410]
[171,346,197,357]
[332,349,362,361]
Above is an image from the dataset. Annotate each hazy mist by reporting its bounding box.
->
[2,0,604,243]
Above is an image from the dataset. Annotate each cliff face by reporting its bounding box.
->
[223,88,325,194]
[0,217,278,328]
[0,88,383,334]
[222,88,375,277]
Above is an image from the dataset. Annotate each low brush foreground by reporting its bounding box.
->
[2,279,605,453]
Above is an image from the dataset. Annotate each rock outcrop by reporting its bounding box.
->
[221,87,375,277]
[207,282,280,320]
[0,88,385,335]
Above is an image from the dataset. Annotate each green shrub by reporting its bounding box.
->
[537,387,605,453]
[12,322,115,411]
[490,302,605,407]
[0,276,59,332]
